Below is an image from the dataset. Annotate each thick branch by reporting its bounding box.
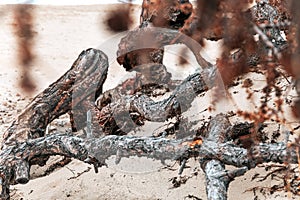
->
[1,129,298,184]
[0,49,108,199]
[200,141,298,168]
[0,132,298,175]
[130,69,212,121]
[2,48,108,147]
[96,66,217,135]
[203,160,247,200]
[0,134,191,171]
[1,121,299,199]
[199,114,235,200]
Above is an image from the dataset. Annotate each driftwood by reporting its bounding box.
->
[1,1,300,200]
[0,48,108,199]
[95,65,219,135]
[1,109,299,199]
[0,47,298,199]
[1,117,299,172]
[2,48,108,147]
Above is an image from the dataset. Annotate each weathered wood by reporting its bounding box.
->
[2,48,108,148]
[117,26,213,70]
[0,48,108,200]
[1,108,299,200]
[1,115,299,198]
[199,114,234,200]
[1,121,299,170]
[95,65,217,135]
[199,141,297,168]
[0,2,297,200]
[118,0,193,71]
[14,160,29,184]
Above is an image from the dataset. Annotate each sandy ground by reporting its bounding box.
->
[0,3,298,200]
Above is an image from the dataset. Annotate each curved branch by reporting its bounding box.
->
[2,134,297,170]
[2,48,108,147]
[96,66,218,135]
[1,118,299,199]
[199,141,298,168]
[0,130,298,176]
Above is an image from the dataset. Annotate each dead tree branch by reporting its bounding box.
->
[2,48,108,148]
[0,48,109,199]
[199,113,244,200]
[0,2,298,199]
[95,65,219,135]
[0,115,299,199]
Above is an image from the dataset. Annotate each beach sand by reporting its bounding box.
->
[0,3,297,200]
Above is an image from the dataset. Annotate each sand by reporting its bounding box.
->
[0,3,298,200]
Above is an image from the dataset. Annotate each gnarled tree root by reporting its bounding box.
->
[0,115,299,199]
[0,48,108,199]
[2,48,108,148]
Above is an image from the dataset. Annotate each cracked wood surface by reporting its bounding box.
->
[0,1,299,200]
[1,115,299,199]
[2,49,108,148]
